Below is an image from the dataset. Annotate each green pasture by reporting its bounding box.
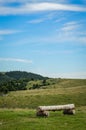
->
[0,107,86,130]
[0,85,86,108]
[0,78,86,129]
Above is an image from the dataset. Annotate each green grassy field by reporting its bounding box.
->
[0,107,86,130]
[0,85,86,108]
[0,79,86,130]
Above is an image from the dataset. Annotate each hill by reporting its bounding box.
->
[0,71,47,94]
[26,78,86,89]
[0,71,46,81]
[0,78,86,108]
[0,75,86,130]
[0,71,86,94]
[0,73,13,83]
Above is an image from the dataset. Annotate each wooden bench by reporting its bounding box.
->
[36,104,75,117]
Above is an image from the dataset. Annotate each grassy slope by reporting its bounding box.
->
[0,78,86,130]
[0,79,86,108]
[0,86,86,108]
[26,78,86,89]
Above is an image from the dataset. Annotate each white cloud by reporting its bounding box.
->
[32,50,73,56]
[14,24,86,46]
[62,25,76,31]
[0,30,21,35]
[0,58,32,63]
[61,21,79,31]
[0,2,86,15]
[28,18,45,24]
[28,12,56,24]
[55,21,86,44]
[55,17,65,23]
[26,3,86,12]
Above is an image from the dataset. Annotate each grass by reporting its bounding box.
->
[0,78,86,129]
[0,85,86,108]
[0,107,86,130]
[26,78,86,89]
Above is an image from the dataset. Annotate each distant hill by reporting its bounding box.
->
[0,71,48,94]
[0,71,47,81]
[0,73,13,83]
[0,71,86,94]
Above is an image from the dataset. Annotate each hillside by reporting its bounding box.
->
[26,78,86,89]
[0,71,48,94]
[0,76,86,130]
[0,78,86,108]
[0,71,86,94]
[0,71,46,81]
[0,73,13,83]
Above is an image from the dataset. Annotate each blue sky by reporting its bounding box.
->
[0,0,86,78]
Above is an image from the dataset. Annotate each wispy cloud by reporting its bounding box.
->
[0,29,21,35]
[14,21,86,46]
[28,18,45,24]
[55,17,65,23]
[32,50,73,56]
[61,21,79,31]
[28,2,86,12]
[0,2,86,15]
[0,58,32,63]
[55,21,86,44]
[28,12,56,24]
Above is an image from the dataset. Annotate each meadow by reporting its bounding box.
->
[0,107,86,130]
[0,78,86,130]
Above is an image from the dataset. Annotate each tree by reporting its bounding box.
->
[0,85,8,94]
[42,79,46,86]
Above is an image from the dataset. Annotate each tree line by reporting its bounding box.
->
[0,79,28,94]
[0,71,48,95]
